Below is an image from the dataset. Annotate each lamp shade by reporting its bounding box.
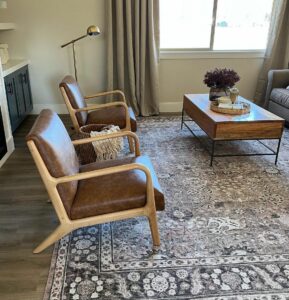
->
[87,25,100,36]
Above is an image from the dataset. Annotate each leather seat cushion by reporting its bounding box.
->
[70,155,164,220]
[270,88,289,109]
[86,106,137,132]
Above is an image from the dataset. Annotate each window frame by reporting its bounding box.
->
[160,0,270,55]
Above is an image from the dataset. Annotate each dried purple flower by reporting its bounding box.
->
[204,68,240,88]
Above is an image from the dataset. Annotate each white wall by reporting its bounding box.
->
[0,0,106,113]
[159,55,264,112]
[0,0,264,114]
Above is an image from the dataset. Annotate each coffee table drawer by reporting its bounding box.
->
[215,121,284,140]
[183,96,216,139]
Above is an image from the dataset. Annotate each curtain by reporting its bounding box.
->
[106,0,160,116]
[254,0,289,107]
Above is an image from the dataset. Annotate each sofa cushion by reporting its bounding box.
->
[70,155,164,220]
[270,88,289,109]
[268,101,289,123]
[87,106,137,132]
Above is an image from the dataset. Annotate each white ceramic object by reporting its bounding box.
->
[0,44,9,65]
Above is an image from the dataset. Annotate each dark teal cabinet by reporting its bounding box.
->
[4,74,19,131]
[4,65,33,132]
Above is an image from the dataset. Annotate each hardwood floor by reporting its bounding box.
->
[0,115,72,300]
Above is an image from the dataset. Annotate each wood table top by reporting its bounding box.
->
[184,94,284,124]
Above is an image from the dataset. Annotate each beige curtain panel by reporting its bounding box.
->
[254,0,289,107]
[106,0,160,116]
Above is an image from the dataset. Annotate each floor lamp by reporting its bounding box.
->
[61,25,100,81]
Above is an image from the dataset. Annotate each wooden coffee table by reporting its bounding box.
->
[181,94,285,166]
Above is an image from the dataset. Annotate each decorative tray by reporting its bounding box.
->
[210,101,251,115]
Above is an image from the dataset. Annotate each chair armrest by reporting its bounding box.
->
[75,101,128,112]
[84,90,126,102]
[72,131,140,156]
[54,163,156,208]
[74,101,131,131]
[265,69,289,107]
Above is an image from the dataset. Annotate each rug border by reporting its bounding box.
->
[43,240,60,300]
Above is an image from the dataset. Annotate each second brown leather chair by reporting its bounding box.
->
[59,76,137,132]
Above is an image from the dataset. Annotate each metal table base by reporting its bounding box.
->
[181,110,282,166]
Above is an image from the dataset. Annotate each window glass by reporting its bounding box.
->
[160,0,273,51]
[160,0,214,49]
[214,0,273,50]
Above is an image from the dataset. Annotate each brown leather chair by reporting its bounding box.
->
[59,76,137,132]
[26,109,164,253]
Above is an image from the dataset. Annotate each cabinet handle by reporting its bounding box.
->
[6,83,13,95]
[20,73,27,84]
[10,83,14,95]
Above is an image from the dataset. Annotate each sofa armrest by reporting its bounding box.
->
[265,69,289,107]
[268,69,289,89]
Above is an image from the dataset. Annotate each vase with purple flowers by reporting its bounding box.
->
[203,68,240,101]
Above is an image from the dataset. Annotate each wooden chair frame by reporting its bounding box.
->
[27,131,160,254]
[60,87,134,152]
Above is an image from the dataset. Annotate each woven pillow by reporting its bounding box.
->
[71,124,123,164]
[90,125,123,161]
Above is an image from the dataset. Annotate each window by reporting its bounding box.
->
[160,0,273,51]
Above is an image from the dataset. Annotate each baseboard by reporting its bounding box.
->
[31,102,183,114]
[31,104,68,114]
[159,102,183,113]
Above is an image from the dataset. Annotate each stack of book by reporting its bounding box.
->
[217,97,243,110]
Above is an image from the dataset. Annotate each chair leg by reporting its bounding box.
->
[148,212,161,249]
[128,136,134,153]
[33,225,71,254]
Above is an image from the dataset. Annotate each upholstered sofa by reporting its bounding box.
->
[266,69,289,125]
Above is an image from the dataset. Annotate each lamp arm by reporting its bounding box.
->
[61,34,88,48]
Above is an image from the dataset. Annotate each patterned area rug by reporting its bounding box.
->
[44,116,289,300]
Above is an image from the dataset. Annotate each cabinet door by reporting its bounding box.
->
[4,75,20,132]
[22,68,33,113]
[15,70,26,116]
[16,66,33,114]
[4,65,33,132]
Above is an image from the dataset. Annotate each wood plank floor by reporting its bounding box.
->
[0,115,72,300]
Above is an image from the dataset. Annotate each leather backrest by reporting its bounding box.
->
[26,109,79,217]
[59,76,88,127]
